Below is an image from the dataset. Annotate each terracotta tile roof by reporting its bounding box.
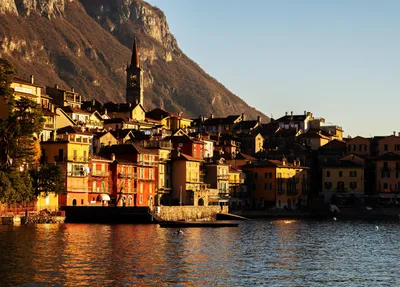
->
[61,106,90,115]
[177,153,203,162]
[57,126,93,135]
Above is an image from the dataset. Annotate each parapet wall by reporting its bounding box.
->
[157,206,228,221]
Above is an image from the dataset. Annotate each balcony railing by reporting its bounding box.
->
[44,123,55,129]
[67,156,89,162]
[67,171,88,177]
[217,175,229,180]
[118,173,136,179]
[138,161,158,166]
[92,171,109,177]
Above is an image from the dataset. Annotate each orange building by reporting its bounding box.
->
[346,136,372,158]
[242,158,308,210]
[101,144,158,208]
[88,155,112,206]
[375,152,400,193]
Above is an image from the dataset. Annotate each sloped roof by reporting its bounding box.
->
[376,152,400,161]
[57,126,93,135]
[61,106,90,115]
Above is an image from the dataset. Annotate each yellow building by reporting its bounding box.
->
[0,75,41,118]
[146,108,192,132]
[41,126,93,207]
[242,158,308,210]
[36,193,59,212]
[171,153,207,206]
[321,155,365,203]
[144,140,173,205]
[204,159,230,204]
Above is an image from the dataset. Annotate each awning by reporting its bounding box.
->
[100,194,111,201]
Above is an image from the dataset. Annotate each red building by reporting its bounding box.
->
[88,155,112,206]
[102,144,158,208]
[170,134,205,160]
[110,158,137,206]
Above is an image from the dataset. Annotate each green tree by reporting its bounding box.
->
[30,164,66,197]
[0,170,34,204]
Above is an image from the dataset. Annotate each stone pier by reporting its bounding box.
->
[157,206,229,222]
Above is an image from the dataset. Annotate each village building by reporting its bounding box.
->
[242,158,308,210]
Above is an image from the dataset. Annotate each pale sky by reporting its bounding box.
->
[147,0,400,137]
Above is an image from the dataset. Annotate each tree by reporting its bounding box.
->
[30,164,66,197]
[0,58,45,204]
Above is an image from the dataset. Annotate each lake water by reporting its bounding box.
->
[0,219,399,287]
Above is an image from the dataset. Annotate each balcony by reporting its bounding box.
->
[217,174,229,180]
[157,188,171,194]
[67,156,89,163]
[118,173,136,179]
[229,179,244,184]
[219,189,230,196]
[91,171,109,177]
[44,123,55,129]
[381,167,391,172]
[67,171,88,177]
[138,160,158,166]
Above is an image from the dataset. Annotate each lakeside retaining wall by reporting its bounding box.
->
[157,206,229,221]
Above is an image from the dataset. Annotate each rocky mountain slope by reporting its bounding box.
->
[0,0,268,120]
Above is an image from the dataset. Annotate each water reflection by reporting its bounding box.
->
[1,220,400,286]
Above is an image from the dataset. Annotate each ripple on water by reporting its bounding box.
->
[1,220,400,286]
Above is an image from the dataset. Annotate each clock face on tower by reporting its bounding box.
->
[130,74,137,87]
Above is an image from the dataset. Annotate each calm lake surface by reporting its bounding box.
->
[0,219,399,287]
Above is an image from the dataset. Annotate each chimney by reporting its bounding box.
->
[242,113,245,121]
[55,84,59,89]
[257,116,261,123]
[111,153,116,162]
[210,114,214,119]
[71,87,75,93]
[394,131,396,136]
[291,111,293,116]
[304,110,307,115]
[92,99,95,106]
[30,75,34,84]
[285,112,288,116]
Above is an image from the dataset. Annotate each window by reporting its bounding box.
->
[359,144,363,151]
[325,182,332,190]
[140,168,144,179]
[254,172,258,179]
[384,144,388,151]
[326,171,330,178]
[93,181,97,192]
[140,182,143,193]
[149,184,153,194]
[81,199,84,205]
[383,183,388,190]
[140,195,143,204]
[350,171,357,177]
[264,183,272,190]
[265,172,272,179]
[339,171,343,177]
[350,182,357,190]
[395,144,400,151]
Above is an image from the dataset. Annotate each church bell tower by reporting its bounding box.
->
[126,37,144,105]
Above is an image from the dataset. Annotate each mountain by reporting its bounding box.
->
[0,0,268,121]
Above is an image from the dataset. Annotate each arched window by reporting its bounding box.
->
[72,199,77,206]
[198,198,204,206]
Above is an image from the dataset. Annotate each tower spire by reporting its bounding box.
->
[131,37,140,68]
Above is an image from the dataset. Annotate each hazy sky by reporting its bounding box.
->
[147,0,400,137]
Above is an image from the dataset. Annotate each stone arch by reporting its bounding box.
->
[198,198,204,206]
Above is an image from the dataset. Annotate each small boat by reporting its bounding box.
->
[159,220,239,228]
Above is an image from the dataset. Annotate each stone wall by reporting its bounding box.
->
[157,206,228,222]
